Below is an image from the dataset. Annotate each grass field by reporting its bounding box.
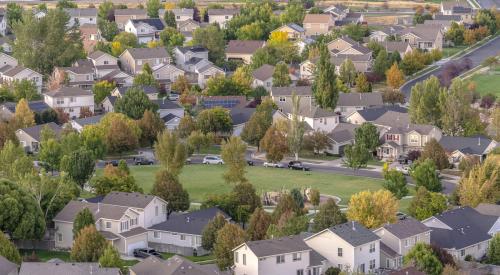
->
[442,46,467,58]
[96,165,413,212]
[468,73,500,97]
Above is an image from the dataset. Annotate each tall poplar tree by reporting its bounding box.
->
[312,43,338,110]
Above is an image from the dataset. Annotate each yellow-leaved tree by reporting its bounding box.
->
[458,155,500,207]
[14,99,35,129]
[386,63,405,89]
[268,31,289,46]
[347,189,398,229]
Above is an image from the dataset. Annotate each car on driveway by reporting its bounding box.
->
[168,93,180,101]
[288,161,310,171]
[133,248,162,259]
[263,162,284,168]
[134,157,154,165]
[203,155,224,164]
[247,160,254,166]
[105,160,119,166]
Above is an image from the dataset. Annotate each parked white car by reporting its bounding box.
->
[168,93,180,101]
[396,165,410,175]
[263,161,284,168]
[203,155,224,165]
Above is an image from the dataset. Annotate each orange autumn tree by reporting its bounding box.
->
[386,63,405,89]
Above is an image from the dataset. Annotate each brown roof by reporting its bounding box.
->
[125,47,169,60]
[45,86,92,97]
[226,40,265,55]
[401,25,441,41]
[3,66,33,77]
[101,191,157,209]
[303,13,333,24]
[207,9,239,16]
[53,200,130,223]
[114,8,147,16]
[252,64,274,81]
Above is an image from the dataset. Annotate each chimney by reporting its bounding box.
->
[352,221,355,230]
[186,217,190,223]
[478,136,481,146]
[460,228,464,234]
[90,265,93,275]
[97,202,101,213]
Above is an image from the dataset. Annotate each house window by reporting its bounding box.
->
[234,252,238,263]
[369,243,375,253]
[276,255,285,264]
[369,259,376,270]
[106,222,111,229]
[297,270,304,275]
[405,239,409,247]
[279,97,286,102]
[180,234,186,241]
[176,16,180,19]
[266,81,271,87]
[243,254,246,265]
[156,73,160,78]
[162,204,166,214]
[104,61,109,65]
[70,97,75,102]
[386,259,390,268]
[154,231,160,239]
[225,16,229,19]
[120,221,129,231]
[138,60,143,65]
[359,264,365,273]
[68,108,74,113]
[409,134,419,143]
[460,249,465,257]
[293,253,301,261]
[57,233,63,242]
[56,98,64,105]
[33,77,39,82]
[155,206,158,216]
[338,247,343,257]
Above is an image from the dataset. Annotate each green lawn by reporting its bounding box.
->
[442,46,467,58]
[20,249,71,262]
[468,73,500,97]
[100,165,388,205]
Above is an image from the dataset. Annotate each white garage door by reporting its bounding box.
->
[127,240,147,256]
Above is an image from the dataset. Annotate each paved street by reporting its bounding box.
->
[400,35,500,99]
[476,0,500,9]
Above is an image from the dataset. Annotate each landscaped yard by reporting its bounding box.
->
[95,165,413,212]
[442,46,467,58]
[20,249,71,262]
[468,73,500,97]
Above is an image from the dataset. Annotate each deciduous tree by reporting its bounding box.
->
[73,208,95,237]
[421,138,449,170]
[241,101,274,150]
[386,63,405,89]
[272,62,291,87]
[192,25,225,64]
[412,159,442,192]
[313,198,346,232]
[356,73,372,93]
[201,214,227,251]
[312,43,338,109]
[409,187,447,220]
[373,49,390,78]
[339,58,357,87]
[347,189,398,229]
[0,232,21,264]
[60,149,95,187]
[154,130,187,176]
[146,0,161,17]
[404,243,443,275]
[382,169,408,199]
[409,76,443,126]
[221,136,247,184]
[247,208,271,241]
[196,107,232,135]
[163,10,176,28]
[70,225,107,262]
[151,169,190,219]
[214,223,246,270]
[343,143,371,169]
[187,130,212,154]
[92,80,115,104]
[288,94,305,160]
[38,138,62,172]
[99,245,124,272]
[355,122,379,152]
[138,110,164,147]
[260,124,288,162]
[487,233,500,265]
[13,99,35,129]
[303,130,330,155]
[114,86,159,119]
[176,115,196,138]
[458,155,499,207]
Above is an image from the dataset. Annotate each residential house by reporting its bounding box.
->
[422,207,500,260]
[101,95,118,113]
[88,50,120,78]
[129,255,221,275]
[0,12,7,36]
[152,63,185,88]
[171,9,194,23]
[440,0,472,16]
[162,113,182,130]
[195,63,225,88]
[400,25,443,50]
[19,262,119,275]
[369,26,404,42]
[0,100,50,122]
[336,92,384,119]
[55,65,95,90]
[225,40,266,64]
[271,23,306,41]
[152,98,185,118]
[64,8,97,27]
[0,52,17,68]
[439,135,498,165]
[173,46,209,70]
[125,18,165,44]
[0,65,43,93]
[324,4,350,20]
[149,207,230,256]
[270,85,313,102]
[119,47,171,75]
[334,12,364,26]
[177,19,200,33]
[16,122,62,153]
[376,123,442,160]
[275,98,340,133]
[70,114,104,132]
[346,105,408,125]
[423,20,454,32]
[379,41,413,57]
[230,107,257,136]
[79,23,100,52]
[207,9,239,28]
[114,8,148,30]
[305,221,381,274]
[199,96,248,109]
[111,85,159,100]
[44,86,94,118]
[0,37,13,53]
[0,255,18,275]
[326,123,358,155]
[102,70,134,87]
[373,217,431,270]
[303,14,335,37]
[252,64,274,91]
[233,233,327,275]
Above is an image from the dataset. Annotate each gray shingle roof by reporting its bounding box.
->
[19,262,119,275]
[131,18,165,31]
[114,8,147,16]
[401,25,441,41]
[277,100,337,119]
[439,135,496,156]
[242,234,312,257]
[475,203,500,216]
[380,242,399,258]
[380,217,430,239]
[99,230,120,240]
[117,85,158,95]
[380,41,412,54]
[252,64,274,81]
[64,8,97,17]
[176,46,208,54]
[226,40,265,55]
[172,9,194,16]
[1,100,50,114]
[126,47,169,60]
[271,86,312,97]
[61,65,94,75]
[88,50,109,60]
[385,124,437,135]
[71,115,104,128]
[53,200,130,222]
[149,207,230,235]
[229,107,255,125]
[286,23,305,33]
[3,66,32,77]
[119,226,147,238]
[327,123,358,143]
[19,122,62,141]
[373,111,410,128]
[45,86,92,97]
[0,255,17,275]
[434,14,462,21]
[328,221,380,247]
[152,98,183,110]
[101,191,157,209]
[337,92,383,107]
[353,105,407,122]
[129,255,215,275]
[207,9,239,16]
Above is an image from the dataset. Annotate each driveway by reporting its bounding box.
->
[400,35,500,99]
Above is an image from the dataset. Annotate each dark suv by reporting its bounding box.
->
[288,161,310,171]
[133,248,162,258]
[134,157,154,165]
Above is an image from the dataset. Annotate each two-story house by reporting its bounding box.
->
[15,122,62,153]
[233,233,327,275]
[303,14,335,37]
[173,46,209,70]
[125,18,165,44]
[171,9,194,23]
[114,8,148,30]
[79,23,100,52]
[207,9,239,28]
[305,221,381,274]
[422,207,500,261]
[119,47,171,75]
[252,64,274,91]
[376,123,442,161]
[439,135,498,166]
[151,63,185,88]
[0,65,43,93]
[369,26,404,42]
[44,86,94,118]
[400,25,443,50]
[64,8,97,27]
[148,207,230,256]
[225,40,266,64]
[346,105,408,125]
[0,12,7,36]
[88,50,120,79]
[373,217,431,270]
[54,65,95,90]
[271,23,306,41]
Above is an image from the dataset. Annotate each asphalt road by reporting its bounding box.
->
[476,0,500,9]
[400,35,500,99]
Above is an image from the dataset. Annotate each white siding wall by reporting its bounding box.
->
[44,95,95,118]
[143,198,168,228]
[148,230,201,248]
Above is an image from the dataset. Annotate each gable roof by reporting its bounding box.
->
[101,191,158,209]
[130,18,165,31]
[149,207,230,235]
[60,65,94,75]
[229,107,256,125]
[19,262,119,275]
[401,25,441,41]
[252,64,274,81]
[475,203,500,217]
[324,221,380,247]
[207,9,239,16]
[352,105,408,122]
[171,8,194,16]
[337,92,383,107]
[116,85,158,96]
[88,50,113,60]
[327,123,358,143]
[45,86,92,97]
[71,114,104,128]
[378,217,431,239]
[129,255,215,275]
[277,99,337,119]
[271,85,312,97]
[226,40,265,55]
[285,23,305,33]
[439,135,496,156]
[380,41,412,53]
[385,124,437,135]
[125,47,169,60]
[303,13,333,24]
[53,200,130,223]
[19,122,62,141]
[64,8,97,17]
[1,100,50,114]
[152,98,183,110]
[3,65,37,77]
[239,233,312,257]
[176,46,209,54]
[0,255,17,275]
[373,111,410,128]
[114,8,147,16]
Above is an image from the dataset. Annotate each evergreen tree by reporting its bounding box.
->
[0,232,21,264]
[201,214,227,251]
[355,73,372,93]
[99,245,124,272]
[411,159,442,192]
[246,208,272,241]
[339,59,357,87]
[163,10,177,28]
[70,225,107,262]
[313,198,346,232]
[373,49,390,78]
[487,233,500,265]
[73,208,95,237]
[312,43,338,109]
[272,62,291,87]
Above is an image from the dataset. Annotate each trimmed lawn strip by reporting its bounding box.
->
[442,46,467,58]
[468,73,500,97]
[20,249,70,262]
